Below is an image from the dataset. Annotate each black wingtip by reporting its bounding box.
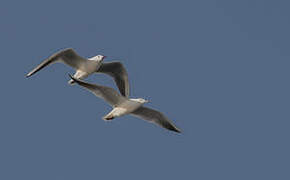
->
[68,73,73,79]
[167,124,182,133]
[26,72,32,78]
[68,74,83,86]
[68,74,77,82]
[172,128,182,133]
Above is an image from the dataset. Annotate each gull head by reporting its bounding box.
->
[89,55,106,62]
[132,98,149,104]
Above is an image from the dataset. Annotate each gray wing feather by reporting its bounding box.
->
[97,62,130,97]
[69,75,126,107]
[26,48,86,77]
[131,106,181,133]
[57,48,86,69]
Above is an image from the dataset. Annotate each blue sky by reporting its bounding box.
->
[1,0,290,179]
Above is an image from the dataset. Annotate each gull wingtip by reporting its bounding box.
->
[68,73,73,79]
[173,127,182,133]
[68,74,77,81]
[26,72,32,78]
[68,74,80,84]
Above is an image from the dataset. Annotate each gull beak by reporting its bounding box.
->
[102,56,107,60]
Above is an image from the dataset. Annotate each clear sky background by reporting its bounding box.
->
[1,0,290,179]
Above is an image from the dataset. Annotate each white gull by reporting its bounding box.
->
[26,48,130,97]
[69,75,181,133]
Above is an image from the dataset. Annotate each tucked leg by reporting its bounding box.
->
[102,107,127,121]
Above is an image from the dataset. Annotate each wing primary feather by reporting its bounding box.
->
[26,58,53,77]
[131,106,181,133]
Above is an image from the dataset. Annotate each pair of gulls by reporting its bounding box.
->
[27,48,181,133]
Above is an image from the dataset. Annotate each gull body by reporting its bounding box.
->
[69,75,181,133]
[27,48,130,97]
[103,98,147,120]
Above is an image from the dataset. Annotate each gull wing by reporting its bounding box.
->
[69,75,126,107]
[131,106,181,133]
[97,62,130,97]
[26,48,86,77]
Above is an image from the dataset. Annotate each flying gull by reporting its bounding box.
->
[69,74,181,133]
[26,48,130,97]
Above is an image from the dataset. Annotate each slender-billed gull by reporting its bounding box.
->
[69,74,181,133]
[26,48,130,97]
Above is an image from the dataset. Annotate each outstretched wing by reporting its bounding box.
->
[131,106,181,133]
[69,74,126,107]
[26,48,86,77]
[97,62,130,97]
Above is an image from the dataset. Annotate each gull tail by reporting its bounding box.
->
[68,74,99,92]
